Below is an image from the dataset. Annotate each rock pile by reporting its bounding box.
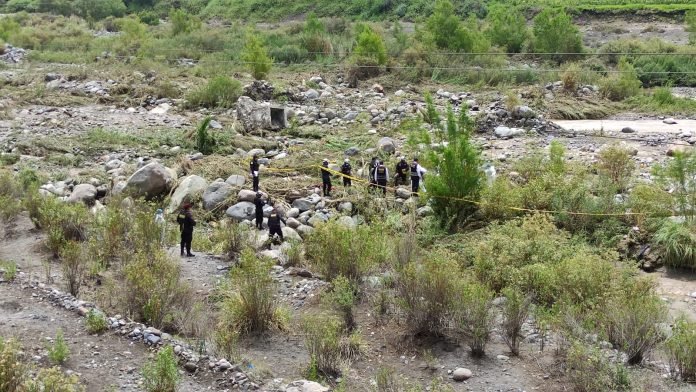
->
[0,44,26,63]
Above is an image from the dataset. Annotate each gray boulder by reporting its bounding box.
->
[292,198,314,212]
[494,126,524,139]
[337,215,356,229]
[238,189,260,202]
[247,148,265,158]
[226,201,256,221]
[225,174,246,187]
[168,175,207,213]
[203,182,234,211]
[68,184,97,205]
[512,105,536,119]
[338,202,353,214]
[282,227,302,242]
[344,146,360,156]
[417,206,434,217]
[621,127,636,134]
[452,368,472,382]
[237,96,271,131]
[296,225,314,238]
[286,217,301,229]
[124,162,175,199]
[287,207,300,218]
[377,137,396,154]
[304,89,320,100]
[395,187,411,199]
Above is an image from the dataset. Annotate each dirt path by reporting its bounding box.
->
[0,282,215,392]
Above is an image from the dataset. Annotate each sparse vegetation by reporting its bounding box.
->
[142,346,179,392]
[185,76,242,109]
[85,309,108,334]
[47,329,70,365]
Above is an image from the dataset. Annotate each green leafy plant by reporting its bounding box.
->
[169,9,201,36]
[353,24,387,66]
[0,337,26,391]
[654,220,696,270]
[186,76,242,109]
[0,260,17,282]
[599,59,642,101]
[597,145,635,192]
[665,316,696,382]
[453,282,495,357]
[142,346,179,392]
[486,4,528,53]
[324,276,357,331]
[47,329,70,365]
[241,32,272,80]
[532,8,583,63]
[85,309,108,334]
[566,341,631,392]
[60,241,85,297]
[194,117,216,155]
[302,314,344,379]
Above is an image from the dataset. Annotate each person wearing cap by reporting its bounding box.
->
[176,203,196,257]
[254,192,266,230]
[340,158,352,187]
[410,158,427,196]
[267,208,286,242]
[154,208,165,245]
[395,156,409,186]
[368,156,378,191]
[321,159,332,197]
[250,155,260,192]
[374,160,389,195]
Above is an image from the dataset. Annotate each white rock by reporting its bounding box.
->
[452,367,472,381]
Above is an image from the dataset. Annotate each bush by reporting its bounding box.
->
[599,59,642,101]
[654,220,696,270]
[47,329,70,365]
[60,241,85,297]
[666,316,696,382]
[241,32,272,80]
[304,221,388,284]
[395,254,462,337]
[142,346,179,392]
[452,282,495,357]
[562,63,582,92]
[217,250,286,335]
[194,117,216,155]
[0,261,18,282]
[566,341,631,392]
[269,45,308,64]
[425,0,488,52]
[28,366,84,391]
[353,24,387,66]
[185,76,242,109]
[603,281,666,364]
[653,86,675,105]
[425,107,483,231]
[500,287,532,356]
[76,0,127,20]
[169,9,201,36]
[0,337,26,391]
[324,276,357,331]
[85,309,108,334]
[123,251,190,329]
[302,314,345,379]
[653,150,696,221]
[597,145,635,192]
[688,10,696,45]
[485,4,528,53]
[532,9,583,63]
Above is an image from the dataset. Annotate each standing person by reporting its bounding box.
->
[321,159,332,197]
[267,208,286,242]
[374,160,389,195]
[410,158,427,196]
[154,208,165,245]
[341,158,352,187]
[254,192,265,230]
[176,203,196,257]
[250,155,260,192]
[368,156,378,191]
[394,156,409,186]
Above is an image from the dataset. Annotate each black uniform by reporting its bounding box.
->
[340,162,352,187]
[368,158,378,189]
[395,160,409,186]
[250,157,260,192]
[321,164,332,197]
[176,209,196,256]
[410,162,421,195]
[254,194,266,230]
[267,211,286,241]
[375,164,388,195]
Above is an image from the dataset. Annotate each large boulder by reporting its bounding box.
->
[168,175,207,213]
[292,198,314,212]
[452,368,473,382]
[247,148,266,158]
[395,187,411,199]
[337,215,356,229]
[225,174,246,187]
[494,126,524,139]
[225,201,256,221]
[68,184,97,205]
[203,181,234,211]
[511,105,536,119]
[286,217,301,229]
[296,225,314,238]
[238,189,261,202]
[286,380,329,392]
[282,227,302,242]
[236,96,271,132]
[124,162,175,199]
[377,137,396,154]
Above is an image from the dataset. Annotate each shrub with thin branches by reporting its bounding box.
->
[452,282,495,357]
[323,276,357,331]
[60,241,86,297]
[142,346,179,392]
[47,329,70,365]
[500,287,533,356]
[666,316,696,382]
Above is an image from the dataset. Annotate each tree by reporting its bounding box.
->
[76,0,127,20]
[486,4,528,53]
[426,106,484,230]
[425,0,488,52]
[532,9,583,62]
[241,32,272,80]
[353,24,388,65]
[169,8,201,36]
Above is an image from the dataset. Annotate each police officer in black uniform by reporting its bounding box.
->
[321,159,332,197]
[374,160,389,195]
[254,192,265,230]
[341,158,352,187]
[395,156,409,186]
[250,155,260,192]
[176,203,196,257]
[267,208,286,242]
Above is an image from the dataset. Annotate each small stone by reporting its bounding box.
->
[452,367,473,382]
[184,362,198,373]
[497,354,510,361]
[621,127,636,133]
[663,118,678,125]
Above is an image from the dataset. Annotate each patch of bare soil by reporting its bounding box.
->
[577,14,689,48]
[652,268,696,321]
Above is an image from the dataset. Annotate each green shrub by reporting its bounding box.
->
[687,10,696,45]
[425,107,483,231]
[169,9,201,36]
[653,86,675,105]
[60,241,85,297]
[485,4,528,53]
[599,59,642,101]
[425,0,488,52]
[76,0,127,20]
[500,287,532,356]
[532,9,583,63]
[653,150,696,221]
[47,329,70,365]
[597,145,635,192]
[0,153,19,166]
[395,254,462,337]
[194,117,216,155]
[654,220,696,270]
[27,366,84,391]
[0,261,18,282]
[353,24,387,66]
[666,316,696,382]
[269,44,308,64]
[123,251,190,329]
[324,276,357,331]
[304,221,388,284]
[142,346,179,392]
[603,281,666,364]
[217,250,286,335]
[241,32,272,80]
[566,341,631,392]
[85,309,108,334]
[302,314,345,379]
[185,76,242,109]
[452,282,495,357]
[0,337,26,391]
